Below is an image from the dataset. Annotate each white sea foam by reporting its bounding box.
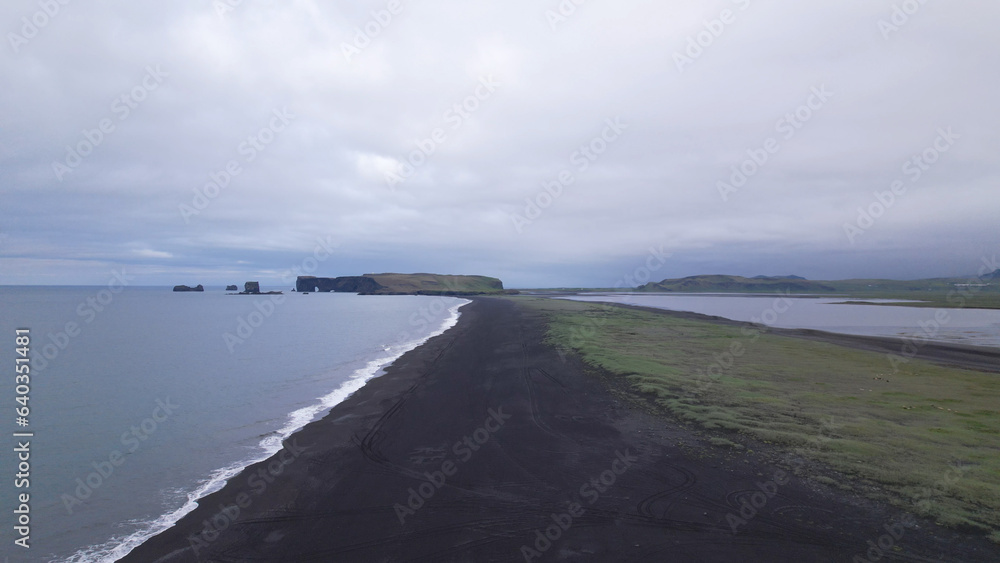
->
[59,299,470,563]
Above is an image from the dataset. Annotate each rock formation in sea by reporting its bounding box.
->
[173,284,204,292]
[295,274,506,295]
[234,281,282,295]
[297,276,383,294]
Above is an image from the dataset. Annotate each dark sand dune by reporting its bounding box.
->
[122,298,999,562]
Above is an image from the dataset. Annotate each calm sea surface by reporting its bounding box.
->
[562,293,1000,348]
[0,286,467,562]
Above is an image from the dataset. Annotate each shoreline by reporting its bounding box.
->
[557,294,1000,352]
[121,297,999,562]
[533,290,1000,312]
[599,300,1000,373]
[121,297,489,562]
[104,299,469,562]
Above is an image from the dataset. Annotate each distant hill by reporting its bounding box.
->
[296,273,506,295]
[637,273,999,294]
[751,275,807,281]
[639,275,832,293]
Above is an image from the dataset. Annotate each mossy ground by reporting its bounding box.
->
[514,297,1000,540]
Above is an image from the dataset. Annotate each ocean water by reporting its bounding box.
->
[0,286,467,562]
[563,293,1000,348]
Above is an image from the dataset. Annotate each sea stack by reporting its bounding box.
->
[173,284,204,292]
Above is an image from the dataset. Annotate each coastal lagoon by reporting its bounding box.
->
[0,287,467,562]
[562,293,1000,348]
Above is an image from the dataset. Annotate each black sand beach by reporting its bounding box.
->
[122,298,1000,562]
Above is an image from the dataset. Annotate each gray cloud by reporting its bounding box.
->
[1,0,997,287]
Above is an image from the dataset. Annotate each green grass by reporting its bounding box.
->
[515,297,1000,537]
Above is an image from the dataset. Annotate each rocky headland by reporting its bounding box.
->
[296,273,509,296]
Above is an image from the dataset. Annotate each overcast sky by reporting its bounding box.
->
[1,0,997,288]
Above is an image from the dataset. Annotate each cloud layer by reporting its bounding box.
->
[2,0,997,287]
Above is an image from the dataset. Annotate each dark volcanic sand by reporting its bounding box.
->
[122,298,999,562]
